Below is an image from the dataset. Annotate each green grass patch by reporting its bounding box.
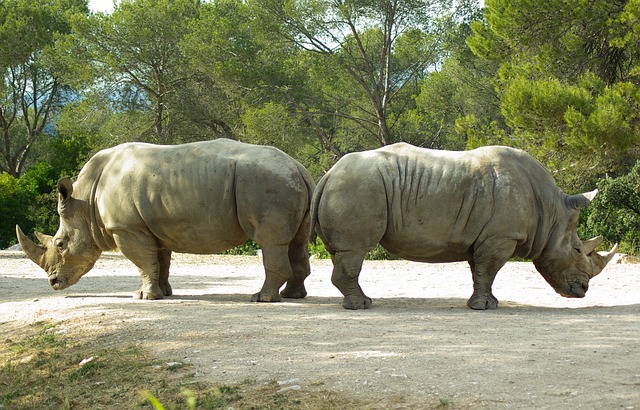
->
[2,321,426,409]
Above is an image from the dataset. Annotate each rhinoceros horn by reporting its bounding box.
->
[16,225,48,269]
[589,243,618,278]
[582,236,603,254]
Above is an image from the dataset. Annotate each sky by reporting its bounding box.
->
[88,0,114,13]
[88,0,484,15]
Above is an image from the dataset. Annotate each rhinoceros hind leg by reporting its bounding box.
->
[252,244,291,302]
[331,250,372,310]
[280,282,307,299]
[280,240,310,299]
[158,249,172,297]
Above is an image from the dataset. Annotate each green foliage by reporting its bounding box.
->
[70,0,208,144]
[0,163,59,248]
[0,0,88,177]
[365,244,400,261]
[468,0,640,190]
[581,162,640,255]
[309,237,399,260]
[223,240,261,256]
[309,237,331,259]
[565,81,640,153]
[0,172,22,248]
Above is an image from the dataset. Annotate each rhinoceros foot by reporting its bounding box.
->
[134,284,165,300]
[280,283,307,299]
[342,294,372,310]
[160,281,172,297]
[251,290,282,303]
[467,292,499,310]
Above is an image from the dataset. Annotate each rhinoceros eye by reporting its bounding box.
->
[55,238,66,251]
[573,247,582,254]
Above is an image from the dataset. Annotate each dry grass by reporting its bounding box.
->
[0,321,401,409]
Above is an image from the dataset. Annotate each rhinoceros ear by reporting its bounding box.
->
[565,189,598,210]
[57,177,73,203]
[35,231,54,248]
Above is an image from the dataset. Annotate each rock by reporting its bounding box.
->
[277,385,301,393]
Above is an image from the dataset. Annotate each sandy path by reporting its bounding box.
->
[1,250,639,408]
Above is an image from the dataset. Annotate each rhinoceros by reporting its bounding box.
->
[312,143,618,310]
[16,139,315,301]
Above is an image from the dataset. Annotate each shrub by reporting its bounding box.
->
[580,161,640,255]
[0,163,58,248]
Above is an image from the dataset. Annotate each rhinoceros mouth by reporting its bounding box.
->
[48,273,66,290]
[561,281,588,298]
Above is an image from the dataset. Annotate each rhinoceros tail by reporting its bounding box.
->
[310,173,330,243]
[292,162,317,244]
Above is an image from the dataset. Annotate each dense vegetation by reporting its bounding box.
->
[1,0,638,253]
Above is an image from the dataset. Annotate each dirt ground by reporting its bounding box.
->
[1,249,639,409]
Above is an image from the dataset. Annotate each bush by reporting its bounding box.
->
[224,240,261,256]
[0,163,60,248]
[309,237,331,259]
[580,161,640,255]
[309,237,399,260]
[0,172,23,248]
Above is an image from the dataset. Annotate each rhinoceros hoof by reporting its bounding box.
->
[467,294,499,310]
[251,290,282,303]
[134,284,165,300]
[160,282,173,297]
[342,295,372,310]
[280,285,307,299]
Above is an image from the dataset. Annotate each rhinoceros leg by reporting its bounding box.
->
[466,239,516,310]
[331,249,372,310]
[112,232,165,300]
[280,240,310,299]
[251,244,291,302]
[158,249,173,297]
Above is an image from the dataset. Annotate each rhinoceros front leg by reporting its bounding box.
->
[113,232,165,300]
[279,240,310,299]
[467,240,515,310]
[331,250,372,310]
[252,244,291,302]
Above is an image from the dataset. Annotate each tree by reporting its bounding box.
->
[253,0,461,149]
[0,0,88,177]
[70,0,205,144]
[184,0,475,160]
[409,3,497,150]
[467,0,640,189]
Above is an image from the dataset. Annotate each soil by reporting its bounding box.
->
[1,250,639,409]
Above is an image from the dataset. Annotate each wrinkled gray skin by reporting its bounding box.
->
[312,143,618,310]
[17,139,315,301]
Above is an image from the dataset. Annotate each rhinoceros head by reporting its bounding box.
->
[16,177,102,290]
[533,189,617,298]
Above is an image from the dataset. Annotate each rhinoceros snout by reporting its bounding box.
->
[49,276,62,290]
[567,281,588,298]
